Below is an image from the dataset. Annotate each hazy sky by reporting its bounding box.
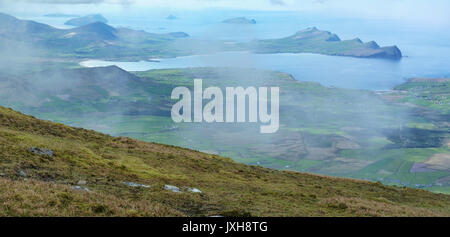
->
[1,0,449,27]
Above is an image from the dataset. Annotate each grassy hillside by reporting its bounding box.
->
[1,106,450,216]
[1,66,449,194]
[392,78,450,115]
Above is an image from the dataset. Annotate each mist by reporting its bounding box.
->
[0,2,448,188]
[2,0,449,29]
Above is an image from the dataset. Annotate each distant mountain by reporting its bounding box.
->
[222,17,256,24]
[0,12,57,37]
[71,22,118,41]
[249,27,402,59]
[64,14,108,26]
[44,13,80,18]
[0,13,191,60]
[0,13,401,60]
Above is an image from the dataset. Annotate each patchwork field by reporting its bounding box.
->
[1,66,448,193]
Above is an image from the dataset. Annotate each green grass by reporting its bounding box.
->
[2,106,450,216]
[393,78,450,115]
[2,67,448,194]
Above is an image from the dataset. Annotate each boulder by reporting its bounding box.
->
[121,181,150,188]
[29,147,54,157]
[164,184,181,193]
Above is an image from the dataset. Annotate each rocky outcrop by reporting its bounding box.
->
[29,147,54,157]
[339,45,402,59]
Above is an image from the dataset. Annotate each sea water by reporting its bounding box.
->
[24,9,450,90]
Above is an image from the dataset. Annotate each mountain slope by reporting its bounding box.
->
[65,14,108,27]
[0,13,58,40]
[0,13,190,60]
[0,106,450,216]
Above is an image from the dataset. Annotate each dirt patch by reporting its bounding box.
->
[423,153,450,171]
[410,162,436,173]
[333,138,361,150]
[410,153,450,173]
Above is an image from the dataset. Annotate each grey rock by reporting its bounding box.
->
[122,181,150,188]
[186,187,202,193]
[77,180,87,185]
[19,170,26,177]
[72,185,90,192]
[29,147,54,157]
[164,185,181,193]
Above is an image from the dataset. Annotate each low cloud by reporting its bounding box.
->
[0,0,134,4]
[7,0,104,3]
[1,0,449,28]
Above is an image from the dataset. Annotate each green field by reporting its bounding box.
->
[2,66,448,193]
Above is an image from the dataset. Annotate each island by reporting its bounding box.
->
[64,14,108,26]
[166,14,178,20]
[168,32,190,38]
[247,27,402,59]
[0,13,402,61]
[222,17,256,24]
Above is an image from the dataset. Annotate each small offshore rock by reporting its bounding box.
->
[29,147,54,157]
[164,185,181,193]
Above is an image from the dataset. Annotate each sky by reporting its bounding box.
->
[1,0,449,27]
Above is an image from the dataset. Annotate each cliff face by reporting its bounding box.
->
[338,45,402,59]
